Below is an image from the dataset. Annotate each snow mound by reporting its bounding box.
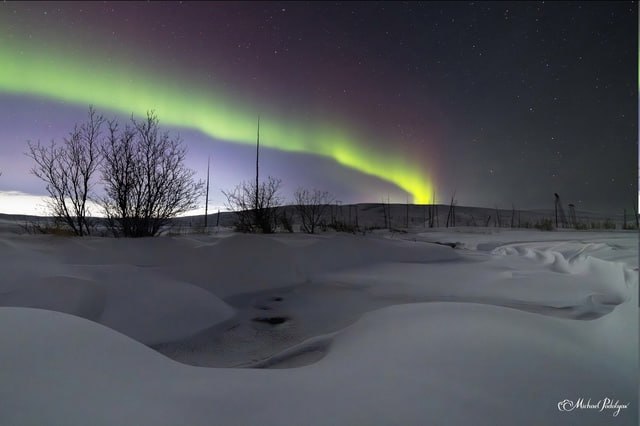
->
[0,235,235,345]
[0,307,185,426]
[87,264,235,345]
[162,233,305,297]
[0,275,106,321]
[160,233,461,298]
[1,299,636,426]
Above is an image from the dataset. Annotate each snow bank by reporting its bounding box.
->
[415,229,638,268]
[0,234,234,345]
[1,297,636,426]
[0,229,636,425]
[161,233,306,298]
[156,233,460,298]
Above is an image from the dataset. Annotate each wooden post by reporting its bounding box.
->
[406,195,409,228]
[355,204,359,229]
[423,204,426,228]
[554,193,559,228]
[204,156,210,229]
[510,204,515,228]
[453,203,456,227]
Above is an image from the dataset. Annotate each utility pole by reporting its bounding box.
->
[568,204,577,228]
[204,155,210,229]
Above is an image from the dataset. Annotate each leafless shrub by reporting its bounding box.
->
[100,111,204,237]
[294,188,334,234]
[26,107,104,236]
[280,208,294,232]
[223,176,283,233]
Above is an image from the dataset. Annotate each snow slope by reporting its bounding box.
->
[0,228,636,425]
[0,234,235,344]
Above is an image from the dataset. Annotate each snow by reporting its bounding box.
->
[0,234,235,344]
[0,225,636,425]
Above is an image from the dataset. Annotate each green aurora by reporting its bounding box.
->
[0,40,433,203]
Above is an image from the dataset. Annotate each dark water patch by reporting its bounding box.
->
[252,316,289,325]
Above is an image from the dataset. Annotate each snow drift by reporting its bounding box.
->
[0,227,636,425]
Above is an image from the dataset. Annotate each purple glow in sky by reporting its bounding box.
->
[0,2,636,215]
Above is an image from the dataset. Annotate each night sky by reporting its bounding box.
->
[0,1,637,215]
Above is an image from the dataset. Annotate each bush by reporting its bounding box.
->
[101,111,204,237]
[280,210,294,233]
[21,219,76,236]
[329,221,359,234]
[26,107,104,236]
[294,188,333,234]
[223,176,283,233]
[590,220,616,230]
[534,219,554,231]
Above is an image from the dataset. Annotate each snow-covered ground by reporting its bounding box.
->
[0,226,636,425]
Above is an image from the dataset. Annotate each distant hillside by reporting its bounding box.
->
[1,203,634,235]
[171,203,632,231]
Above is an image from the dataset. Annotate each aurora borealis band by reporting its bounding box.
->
[0,2,637,215]
[0,39,433,204]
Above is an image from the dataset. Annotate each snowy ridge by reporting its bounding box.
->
[244,238,637,369]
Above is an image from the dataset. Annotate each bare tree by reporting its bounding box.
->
[294,188,334,234]
[26,107,104,236]
[223,116,283,233]
[101,111,204,237]
[223,176,283,233]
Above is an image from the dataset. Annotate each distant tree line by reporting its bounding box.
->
[25,106,342,237]
[29,107,631,238]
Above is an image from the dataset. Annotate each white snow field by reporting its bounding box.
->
[0,226,636,425]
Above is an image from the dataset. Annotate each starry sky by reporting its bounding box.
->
[0,1,637,215]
